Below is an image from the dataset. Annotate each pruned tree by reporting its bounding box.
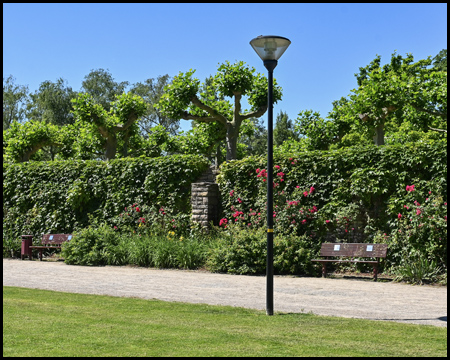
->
[156,60,282,161]
[71,92,147,160]
[351,51,447,145]
[4,120,60,162]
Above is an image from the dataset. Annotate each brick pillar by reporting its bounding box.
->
[191,182,219,230]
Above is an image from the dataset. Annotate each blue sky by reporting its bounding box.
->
[3,3,447,132]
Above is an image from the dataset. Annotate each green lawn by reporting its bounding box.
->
[3,286,447,357]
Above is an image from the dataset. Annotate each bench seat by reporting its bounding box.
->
[29,234,73,261]
[312,243,387,281]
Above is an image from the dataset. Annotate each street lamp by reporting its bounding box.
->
[250,35,291,316]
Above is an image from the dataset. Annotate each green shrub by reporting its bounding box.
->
[393,251,443,285]
[62,220,211,270]
[207,225,321,276]
[274,233,321,276]
[3,227,21,258]
[383,185,447,279]
[3,155,209,242]
[207,225,267,275]
[62,223,121,266]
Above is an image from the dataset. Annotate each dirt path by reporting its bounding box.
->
[3,258,447,327]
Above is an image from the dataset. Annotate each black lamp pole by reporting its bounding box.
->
[264,59,277,316]
[250,35,291,316]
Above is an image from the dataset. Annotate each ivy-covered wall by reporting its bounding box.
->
[3,155,209,239]
[217,140,447,238]
[3,140,447,246]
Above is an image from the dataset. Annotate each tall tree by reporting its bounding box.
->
[432,49,447,72]
[156,60,282,161]
[81,68,129,111]
[26,78,76,126]
[130,75,180,136]
[274,110,298,146]
[237,117,267,157]
[3,75,29,130]
[294,110,339,150]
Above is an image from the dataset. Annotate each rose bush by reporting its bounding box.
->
[383,184,447,283]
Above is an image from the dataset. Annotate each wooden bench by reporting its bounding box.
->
[311,243,387,281]
[28,234,73,261]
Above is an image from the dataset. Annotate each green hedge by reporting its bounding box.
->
[3,155,209,242]
[217,140,447,234]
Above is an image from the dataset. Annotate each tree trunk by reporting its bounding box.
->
[105,136,118,160]
[225,124,238,161]
[215,142,223,169]
[373,123,385,146]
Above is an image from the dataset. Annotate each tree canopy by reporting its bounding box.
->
[71,92,147,160]
[292,50,447,150]
[3,75,29,130]
[156,60,282,161]
[4,51,446,163]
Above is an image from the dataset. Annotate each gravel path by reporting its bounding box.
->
[3,258,447,327]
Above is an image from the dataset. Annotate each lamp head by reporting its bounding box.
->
[250,35,291,61]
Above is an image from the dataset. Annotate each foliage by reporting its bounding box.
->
[295,51,447,150]
[393,253,443,285]
[207,225,267,274]
[432,49,447,72]
[207,224,320,276]
[3,155,209,241]
[81,68,130,111]
[129,74,180,136]
[62,221,211,269]
[3,120,61,162]
[26,77,76,126]
[111,202,192,237]
[294,110,339,150]
[156,60,282,160]
[216,140,447,276]
[61,222,121,266]
[383,184,447,283]
[71,92,148,160]
[3,75,29,130]
[3,227,20,258]
[274,110,298,146]
[346,51,447,143]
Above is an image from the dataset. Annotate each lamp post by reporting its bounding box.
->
[250,35,291,316]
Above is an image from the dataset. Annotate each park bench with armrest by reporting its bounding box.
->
[311,243,387,281]
[28,234,73,261]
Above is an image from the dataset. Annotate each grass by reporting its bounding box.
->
[3,286,447,357]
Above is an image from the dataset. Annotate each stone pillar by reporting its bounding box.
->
[191,182,219,230]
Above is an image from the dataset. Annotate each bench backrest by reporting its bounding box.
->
[320,243,387,258]
[41,234,73,245]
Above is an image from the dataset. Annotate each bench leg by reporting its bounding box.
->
[373,264,378,281]
[322,263,327,278]
[39,250,43,261]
